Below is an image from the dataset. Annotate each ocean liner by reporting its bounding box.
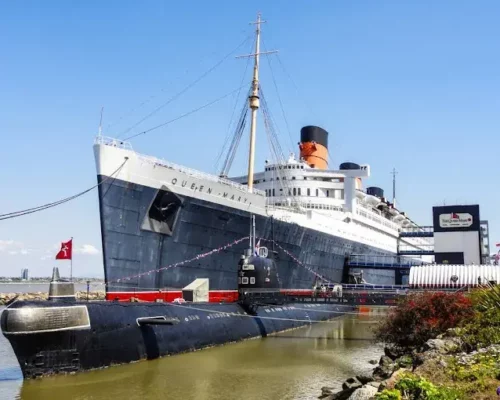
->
[93,15,429,303]
[1,14,428,379]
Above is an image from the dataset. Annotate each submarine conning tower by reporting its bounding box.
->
[298,125,329,170]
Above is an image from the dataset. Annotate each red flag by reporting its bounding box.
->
[55,239,72,260]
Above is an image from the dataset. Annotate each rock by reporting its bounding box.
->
[379,355,394,367]
[382,368,410,390]
[368,382,381,389]
[372,364,395,381]
[323,387,358,400]
[356,373,373,384]
[347,385,378,400]
[319,387,335,399]
[423,339,447,353]
[395,355,413,368]
[423,338,462,354]
[342,377,362,391]
[368,360,378,365]
[384,345,405,361]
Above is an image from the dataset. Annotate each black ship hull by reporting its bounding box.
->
[1,299,355,379]
[98,176,401,298]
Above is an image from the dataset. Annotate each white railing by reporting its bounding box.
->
[96,135,265,196]
[139,154,265,196]
[94,135,134,150]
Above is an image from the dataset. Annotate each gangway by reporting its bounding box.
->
[346,254,428,269]
[399,226,434,238]
[398,244,434,256]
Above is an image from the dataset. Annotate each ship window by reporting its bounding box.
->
[298,188,301,195]
[326,190,329,197]
[272,189,275,196]
[292,177,296,180]
[276,177,280,181]
[316,189,319,197]
[293,188,296,196]
[288,189,291,196]
[307,188,310,196]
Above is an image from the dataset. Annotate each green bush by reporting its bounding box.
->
[462,286,500,348]
[376,374,463,400]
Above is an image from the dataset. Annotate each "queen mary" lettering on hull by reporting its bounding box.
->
[170,178,250,205]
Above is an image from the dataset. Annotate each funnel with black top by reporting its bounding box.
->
[298,126,329,169]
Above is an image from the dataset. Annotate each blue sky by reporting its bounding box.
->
[1,1,499,277]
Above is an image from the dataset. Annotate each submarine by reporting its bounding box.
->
[1,247,355,379]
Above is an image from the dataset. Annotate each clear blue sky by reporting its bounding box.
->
[1,1,499,277]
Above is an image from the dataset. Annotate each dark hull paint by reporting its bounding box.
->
[98,176,398,292]
[2,300,356,379]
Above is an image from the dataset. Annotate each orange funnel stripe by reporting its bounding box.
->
[299,141,328,170]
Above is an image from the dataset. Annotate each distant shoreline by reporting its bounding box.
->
[0,280,103,284]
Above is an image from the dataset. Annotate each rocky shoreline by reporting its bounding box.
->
[0,291,106,305]
[318,328,492,400]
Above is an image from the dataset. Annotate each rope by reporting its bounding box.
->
[122,85,247,141]
[164,301,358,323]
[117,36,252,138]
[0,159,128,221]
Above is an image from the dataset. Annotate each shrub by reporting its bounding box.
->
[374,291,473,351]
[462,286,500,348]
[376,374,464,400]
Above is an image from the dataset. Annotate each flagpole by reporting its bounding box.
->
[70,236,73,281]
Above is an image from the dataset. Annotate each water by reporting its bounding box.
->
[0,307,386,400]
[0,283,102,294]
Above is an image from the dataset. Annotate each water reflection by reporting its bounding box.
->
[2,309,387,400]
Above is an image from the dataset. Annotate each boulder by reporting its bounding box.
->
[342,377,362,391]
[423,338,462,354]
[347,385,378,400]
[384,345,405,361]
[372,365,395,381]
[395,355,413,368]
[319,387,335,399]
[356,373,373,384]
[368,360,378,365]
[379,355,394,367]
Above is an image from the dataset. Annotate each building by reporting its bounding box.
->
[480,220,490,264]
[21,268,29,281]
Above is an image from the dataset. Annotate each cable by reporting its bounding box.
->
[0,159,128,221]
[164,301,360,322]
[117,36,252,138]
[122,85,247,141]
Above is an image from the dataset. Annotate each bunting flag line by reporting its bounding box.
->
[103,236,335,287]
[105,236,250,285]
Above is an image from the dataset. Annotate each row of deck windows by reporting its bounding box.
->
[265,188,342,197]
[265,165,305,171]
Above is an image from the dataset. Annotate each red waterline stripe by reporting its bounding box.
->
[105,290,239,303]
[105,289,319,303]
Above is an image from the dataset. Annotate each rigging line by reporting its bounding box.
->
[0,159,128,221]
[263,39,294,152]
[275,53,318,120]
[122,85,248,141]
[106,52,219,132]
[220,94,250,176]
[214,42,254,173]
[117,35,252,138]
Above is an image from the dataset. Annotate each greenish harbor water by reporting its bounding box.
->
[0,307,386,400]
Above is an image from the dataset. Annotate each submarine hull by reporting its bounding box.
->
[1,299,355,379]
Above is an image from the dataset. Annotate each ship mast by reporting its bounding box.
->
[237,13,277,193]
